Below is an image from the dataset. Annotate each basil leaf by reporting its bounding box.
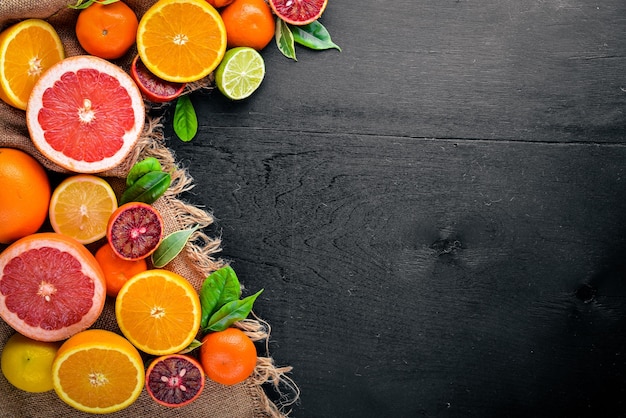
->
[291,20,341,51]
[173,95,197,142]
[206,289,264,332]
[200,266,242,329]
[151,225,200,268]
[275,18,297,61]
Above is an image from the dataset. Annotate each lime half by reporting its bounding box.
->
[215,47,265,100]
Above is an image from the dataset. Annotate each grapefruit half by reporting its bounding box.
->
[0,232,106,342]
[26,55,145,173]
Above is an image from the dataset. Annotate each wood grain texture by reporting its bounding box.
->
[164,0,626,416]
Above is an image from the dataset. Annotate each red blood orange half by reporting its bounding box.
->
[268,0,328,26]
[0,232,107,342]
[26,55,145,174]
[130,54,186,103]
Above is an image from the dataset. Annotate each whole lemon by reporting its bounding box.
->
[0,148,50,244]
[1,332,60,392]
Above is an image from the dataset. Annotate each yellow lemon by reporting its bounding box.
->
[1,332,60,392]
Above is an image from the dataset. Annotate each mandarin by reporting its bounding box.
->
[206,0,235,7]
[0,148,50,244]
[95,242,148,297]
[75,0,138,59]
[220,0,276,51]
[199,327,257,386]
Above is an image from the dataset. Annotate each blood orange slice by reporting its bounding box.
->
[268,0,328,26]
[130,54,186,103]
[0,233,106,342]
[145,354,205,407]
[26,55,145,174]
[106,202,164,261]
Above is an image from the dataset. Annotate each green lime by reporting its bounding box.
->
[215,47,265,100]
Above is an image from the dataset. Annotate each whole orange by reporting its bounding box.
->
[75,1,138,59]
[199,327,257,386]
[0,148,50,244]
[220,0,275,51]
[95,242,148,297]
[206,0,235,8]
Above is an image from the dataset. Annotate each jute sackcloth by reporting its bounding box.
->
[0,1,297,416]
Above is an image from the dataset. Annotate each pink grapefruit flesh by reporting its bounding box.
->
[26,55,145,174]
[0,233,106,342]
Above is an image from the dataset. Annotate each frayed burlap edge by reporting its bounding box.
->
[125,115,300,417]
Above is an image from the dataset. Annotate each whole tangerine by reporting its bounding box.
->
[75,0,138,59]
[220,0,276,51]
[199,327,257,386]
[95,242,148,297]
[206,0,235,8]
[0,148,50,244]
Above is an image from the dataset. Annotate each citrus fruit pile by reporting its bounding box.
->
[0,148,261,412]
[0,0,317,412]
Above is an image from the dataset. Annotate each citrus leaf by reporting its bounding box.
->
[206,289,264,332]
[119,170,171,205]
[275,18,297,61]
[68,0,119,9]
[200,266,242,329]
[291,20,341,51]
[151,225,200,268]
[173,95,197,142]
[126,157,162,187]
[178,338,203,354]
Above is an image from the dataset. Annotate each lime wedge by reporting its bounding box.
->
[215,47,265,100]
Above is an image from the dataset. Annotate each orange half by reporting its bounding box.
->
[115,269,201,355]
[136,0,227,83]
[0,19,65,110]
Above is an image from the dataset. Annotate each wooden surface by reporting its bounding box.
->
[165,0,626,416]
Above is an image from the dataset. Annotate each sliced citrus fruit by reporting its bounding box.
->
[145,354,205,407]
[130,54,186,103]
[136,0,227,83]
[0,19,65,110]
[49,174,118,244]
[52,329,145,414]
[115,269,201,355]
[106,202,164,261]
[1,332,60,393]
[26,55,145,174]
[0,232,106,342]
[268,0,327,25]
[215,47,265,100]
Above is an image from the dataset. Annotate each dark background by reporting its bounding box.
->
[164,0,626,416]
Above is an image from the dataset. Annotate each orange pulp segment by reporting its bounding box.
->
[136,0,227,83]
[49,175,118,244]
[0,19,65,110]
[115,269,201,355]
[52,329,144,414]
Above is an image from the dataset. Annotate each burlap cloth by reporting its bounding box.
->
[0,1,298,416]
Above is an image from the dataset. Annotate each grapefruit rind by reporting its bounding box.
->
[26,55,145,174]
[0,233,106,342]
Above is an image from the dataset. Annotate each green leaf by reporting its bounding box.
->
[151,225,200,268]
[126,157,162,187]
[173,95,197,142]
[206,289,264,332]
[178,338,203,354]
[68,0,119,10]
[199,266,242,329]
[291,20,341,51]
[275,18,297,61]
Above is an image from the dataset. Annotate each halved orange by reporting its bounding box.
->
[136,0,227,83]
[52,329,145,414]
[0,19,65,110]
[115,269,201,355]
[49,174,118,244]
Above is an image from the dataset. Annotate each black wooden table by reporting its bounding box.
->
[164,1,626,416]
